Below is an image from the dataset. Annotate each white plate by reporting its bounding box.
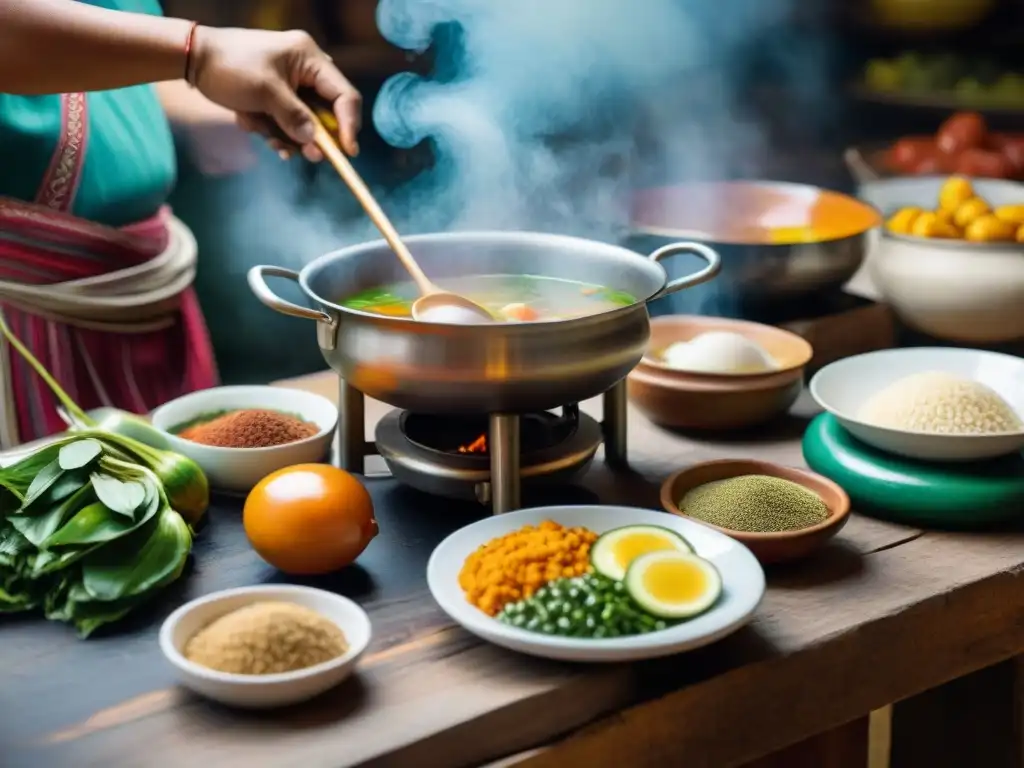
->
[810,347,1024,462]
[159,585,371,709]
[427,505,765,663]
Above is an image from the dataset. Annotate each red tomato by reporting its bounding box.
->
[953,148,1015,179]
[887,137,941,172]
[989,133,1024,177]
[936,112,988,155]
[910,154,950,175]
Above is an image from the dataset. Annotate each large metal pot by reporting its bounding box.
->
[249,231,720,413]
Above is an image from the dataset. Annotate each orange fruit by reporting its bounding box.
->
[243,464,378,575]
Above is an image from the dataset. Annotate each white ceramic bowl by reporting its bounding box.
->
[809,347,1024,462]
[428,505,765,663]
[150,386,337,492]
[159,585,371,709]
[858,177,1024,343]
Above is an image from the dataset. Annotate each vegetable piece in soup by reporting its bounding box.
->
[340,275,635,322]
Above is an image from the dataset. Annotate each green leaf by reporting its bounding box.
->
[0,443,64,513]
[0,554,41,613]
[9,482,96,547]
[81,509,191,601]
[0,584,36,612]
[43,486,159,550]
[0,441,61,479]
[0,525,32,559]
[58,439,102,470]
[21,459,64,508]
[90,473,146,519]
[0,484,21,517]
[60,587,149,638]
[40,576,74,621]
[32,546,95,576]
[20,467,89,517]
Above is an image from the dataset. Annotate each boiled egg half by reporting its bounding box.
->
[590,524,692,581]
[624,550,722,619]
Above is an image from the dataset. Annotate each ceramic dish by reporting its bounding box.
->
[427,505,764,663]
[660,459,850,565]
[159,585,371,709]
[627,316,813,430]
[150,386,338,492]
[803,412,1024,529]
[629,181,880,304]
[855,176,1024,343]
[809,347,1024,462]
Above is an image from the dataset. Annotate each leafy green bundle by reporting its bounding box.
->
[0,437,191,636]
[0,311,208,636]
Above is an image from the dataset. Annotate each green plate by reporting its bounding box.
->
[802,413,1024,529]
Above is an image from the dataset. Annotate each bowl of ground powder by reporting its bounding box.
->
[151,386,338,492]
[160,585,371,708]
[660,459,851,564]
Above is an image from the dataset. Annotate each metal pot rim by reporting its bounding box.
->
[247,231,720,332]
[296,230,712,326]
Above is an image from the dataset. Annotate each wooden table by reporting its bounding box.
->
[2,371,1022,768]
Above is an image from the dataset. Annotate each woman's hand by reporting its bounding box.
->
[189,26,362,161]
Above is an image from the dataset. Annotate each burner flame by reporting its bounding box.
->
[458,434,487,454]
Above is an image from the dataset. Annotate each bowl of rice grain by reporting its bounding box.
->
[809,347,1024,462]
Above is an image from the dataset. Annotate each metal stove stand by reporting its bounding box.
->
[335,378,629,515]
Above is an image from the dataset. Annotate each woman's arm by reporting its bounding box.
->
[0,0,362,156]
[0,0,191,94]
[155,80,235,125]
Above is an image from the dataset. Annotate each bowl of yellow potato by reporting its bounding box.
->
[859,176,1024,343]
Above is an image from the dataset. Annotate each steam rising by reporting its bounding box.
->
[214,0,809,271]
[369,0,801,242]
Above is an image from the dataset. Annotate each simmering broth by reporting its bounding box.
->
[341,274,636,322]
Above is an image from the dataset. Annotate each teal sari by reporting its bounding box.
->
[0,0,176,225]
[0,0,217,447]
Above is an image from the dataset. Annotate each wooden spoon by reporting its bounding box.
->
[303,105,494,324]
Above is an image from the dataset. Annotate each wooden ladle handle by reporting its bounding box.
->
[309,122,435,297]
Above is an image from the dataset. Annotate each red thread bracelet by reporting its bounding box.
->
[183,21,199,86]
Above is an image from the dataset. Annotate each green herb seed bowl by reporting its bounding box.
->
[660,459,851,565]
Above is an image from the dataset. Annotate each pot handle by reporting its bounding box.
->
[248,265,334,324]
[647,242,722,300]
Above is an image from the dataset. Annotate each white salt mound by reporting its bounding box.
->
[661,331,779,374]
[857,371,1022,435]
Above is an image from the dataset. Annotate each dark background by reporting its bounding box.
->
[160,0,1024,384]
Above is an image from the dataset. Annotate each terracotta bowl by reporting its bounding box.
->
[660,459,851,565]
[627,316,813,430]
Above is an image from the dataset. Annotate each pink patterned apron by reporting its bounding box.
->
[0,92,218,447]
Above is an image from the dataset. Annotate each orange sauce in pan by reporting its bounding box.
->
[631,181,882,245]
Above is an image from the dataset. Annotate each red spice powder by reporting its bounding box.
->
[179,409,318,448]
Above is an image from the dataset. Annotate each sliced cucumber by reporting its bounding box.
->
[589,524,692,581]
[624,550,722,620]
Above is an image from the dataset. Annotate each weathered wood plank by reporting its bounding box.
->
[3,372,1019,768]
[500,529,1024,768]
[740,717,870,768]
[12,524,1017,768]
